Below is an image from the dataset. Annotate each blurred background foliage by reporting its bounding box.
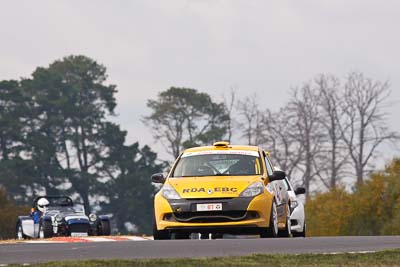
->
[307,158,400,236]
[0,189,29,239]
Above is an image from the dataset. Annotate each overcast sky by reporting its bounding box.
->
[1,0,399,161]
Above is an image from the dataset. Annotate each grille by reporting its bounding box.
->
[171,210,258,223]
[68,223,89,233]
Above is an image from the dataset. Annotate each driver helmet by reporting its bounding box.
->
[37,198,50,213]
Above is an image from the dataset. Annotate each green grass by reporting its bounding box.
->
[10,249,400,267]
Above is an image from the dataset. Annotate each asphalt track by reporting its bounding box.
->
[1,236,400,264]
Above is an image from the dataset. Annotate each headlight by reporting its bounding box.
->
[162,183,181,200]
[240,182,264,197]
[55,214,63,222]
[89,213,97,222]
[290,200,298,210]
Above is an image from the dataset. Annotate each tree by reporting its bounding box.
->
[22,55,120,212]
[306,158,400,236]
[100,142,164,234]
[0,80,27,160]
[237,94,263,146]
[260,109,303,179]
[223,88,237,143]
[314,75,348,189]
[0,80,35,203]
[0,55,168,234]
[340,72,398,185]
[285,85,325,195]
[145,87,229,159]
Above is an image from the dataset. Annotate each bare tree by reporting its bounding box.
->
[286,84,325,195]
[314,75,349,189]
[237,94,263,145]
[223,88,237,143]
[260,109,303,179]
[340,72,398,185]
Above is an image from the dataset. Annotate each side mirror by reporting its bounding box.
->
[269,170,286,181]
[294,187,306,195]
[151,173,166,184]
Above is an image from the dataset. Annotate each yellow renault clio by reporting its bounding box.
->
[152,142,291,239]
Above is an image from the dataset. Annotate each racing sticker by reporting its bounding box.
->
[181,150,259,158]
[182,187,238,194]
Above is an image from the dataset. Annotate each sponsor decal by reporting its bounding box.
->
[182,187,238,194]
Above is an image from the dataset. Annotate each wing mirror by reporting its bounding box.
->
[151,173,166,184]
[269,170,286,181]
[294,187,306,195]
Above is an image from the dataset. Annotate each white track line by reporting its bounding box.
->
[20,236,151,243]
[323,250,376,255]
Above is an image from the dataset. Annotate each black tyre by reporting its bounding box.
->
[301,223,306,237]
[39,220,53,239]
[98,220,111,236]
[16,220,27,240]
[260,201,278,238]
[153,213,170,240]
[211,233,223,239]
[200,233,210,239]
[174,233,190,239]
[278,205,291,238]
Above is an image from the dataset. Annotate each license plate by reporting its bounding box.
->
[70,232,88,237]
[196,203,222,211]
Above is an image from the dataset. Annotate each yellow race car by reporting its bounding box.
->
[152,142,291,239]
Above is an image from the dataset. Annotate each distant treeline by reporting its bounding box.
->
[145,73,398,194]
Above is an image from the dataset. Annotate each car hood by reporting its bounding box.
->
[167,176,263,199]
[45,210,89,221]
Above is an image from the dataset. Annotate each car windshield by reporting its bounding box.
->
[47,205,84,213]
[44,197,73,207]
[172,150,262,177]
[284,178,293,191]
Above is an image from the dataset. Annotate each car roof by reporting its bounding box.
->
[183,144,261,153]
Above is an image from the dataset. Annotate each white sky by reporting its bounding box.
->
[1,0,399,162]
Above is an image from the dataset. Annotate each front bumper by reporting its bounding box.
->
[154,192,273,233]
[290,204,305,232]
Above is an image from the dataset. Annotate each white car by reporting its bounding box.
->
[283,178,306,237]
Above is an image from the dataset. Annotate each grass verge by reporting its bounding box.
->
[8,249,400,267]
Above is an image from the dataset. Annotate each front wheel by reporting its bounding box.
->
[16,221,26,240]
[293,223,306,238]
[153,213,170,240]
[98,220,111,236]
[260,201,278,238]
[211,233,223,239]
[39,220,53,239]
[278,205,291,237]
[174,233,190,239]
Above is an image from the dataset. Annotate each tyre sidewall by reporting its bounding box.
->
[98,220,111,236]
[40,220,53,238]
